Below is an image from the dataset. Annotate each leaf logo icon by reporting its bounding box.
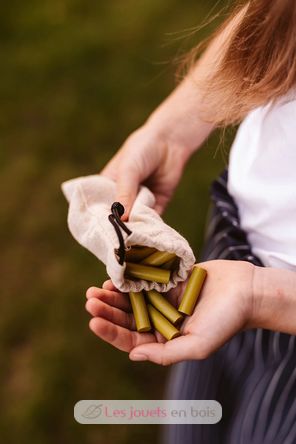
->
[82,404,103,419]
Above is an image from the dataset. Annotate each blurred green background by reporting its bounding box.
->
[0,1,231,443]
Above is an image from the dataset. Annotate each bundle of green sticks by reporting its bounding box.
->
[124,245,207,340]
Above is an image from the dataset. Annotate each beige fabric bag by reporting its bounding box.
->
[62,174,196,293]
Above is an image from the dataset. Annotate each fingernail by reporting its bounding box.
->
[130,353,147,361]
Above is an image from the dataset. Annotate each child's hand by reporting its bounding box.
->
[85,260,256,365]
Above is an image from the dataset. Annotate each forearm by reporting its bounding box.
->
[252,266,296,335]
[145,5,247,156]
[145,75,215,157]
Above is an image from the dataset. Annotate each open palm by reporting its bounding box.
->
[85,260,255,365]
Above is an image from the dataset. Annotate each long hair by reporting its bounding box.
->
[184,0,296,126]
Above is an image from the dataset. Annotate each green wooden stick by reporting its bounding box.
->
[161,256,179,271]
[129,291,151,332]
[141,251,176,266]
[178,266,207,316]
[146,290,183,325]
[147,304,181,340]
[125,262,170,284]
[125,246,157,263]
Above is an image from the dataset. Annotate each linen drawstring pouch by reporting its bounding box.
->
[62,174,196,293]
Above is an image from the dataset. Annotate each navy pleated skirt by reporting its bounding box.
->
[164,171,296,444]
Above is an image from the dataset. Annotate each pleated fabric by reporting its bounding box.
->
[163,170,296,444]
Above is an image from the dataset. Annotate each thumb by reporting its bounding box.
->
[116,168,140,220]
[129,335,198,366]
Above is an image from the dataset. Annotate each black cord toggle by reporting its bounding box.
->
[108,202,132,265]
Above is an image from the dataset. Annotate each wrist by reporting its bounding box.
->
[249,265,265,328]
[250,265,296,334]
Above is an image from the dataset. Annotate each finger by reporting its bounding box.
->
[154,331,167,344]
[86,287,131,311]
[102,280,117,291]
[116,167,139,220]
[154,203,165,215]
[100,165,117,181]
[85,298,136,330]
[165,280,187,307]
[100,152,121,179]
[129,334,198,365]
[154,199,168,216]
[165,288,180,307]
[89,317,155,352]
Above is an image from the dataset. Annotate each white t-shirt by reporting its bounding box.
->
[228,94,296,270]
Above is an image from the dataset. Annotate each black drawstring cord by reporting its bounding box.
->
[108,202,132,265]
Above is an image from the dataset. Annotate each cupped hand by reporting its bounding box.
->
[85,260,256,365]
[101,125,191,219]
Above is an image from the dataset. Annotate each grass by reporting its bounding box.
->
[0,1,232,443]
